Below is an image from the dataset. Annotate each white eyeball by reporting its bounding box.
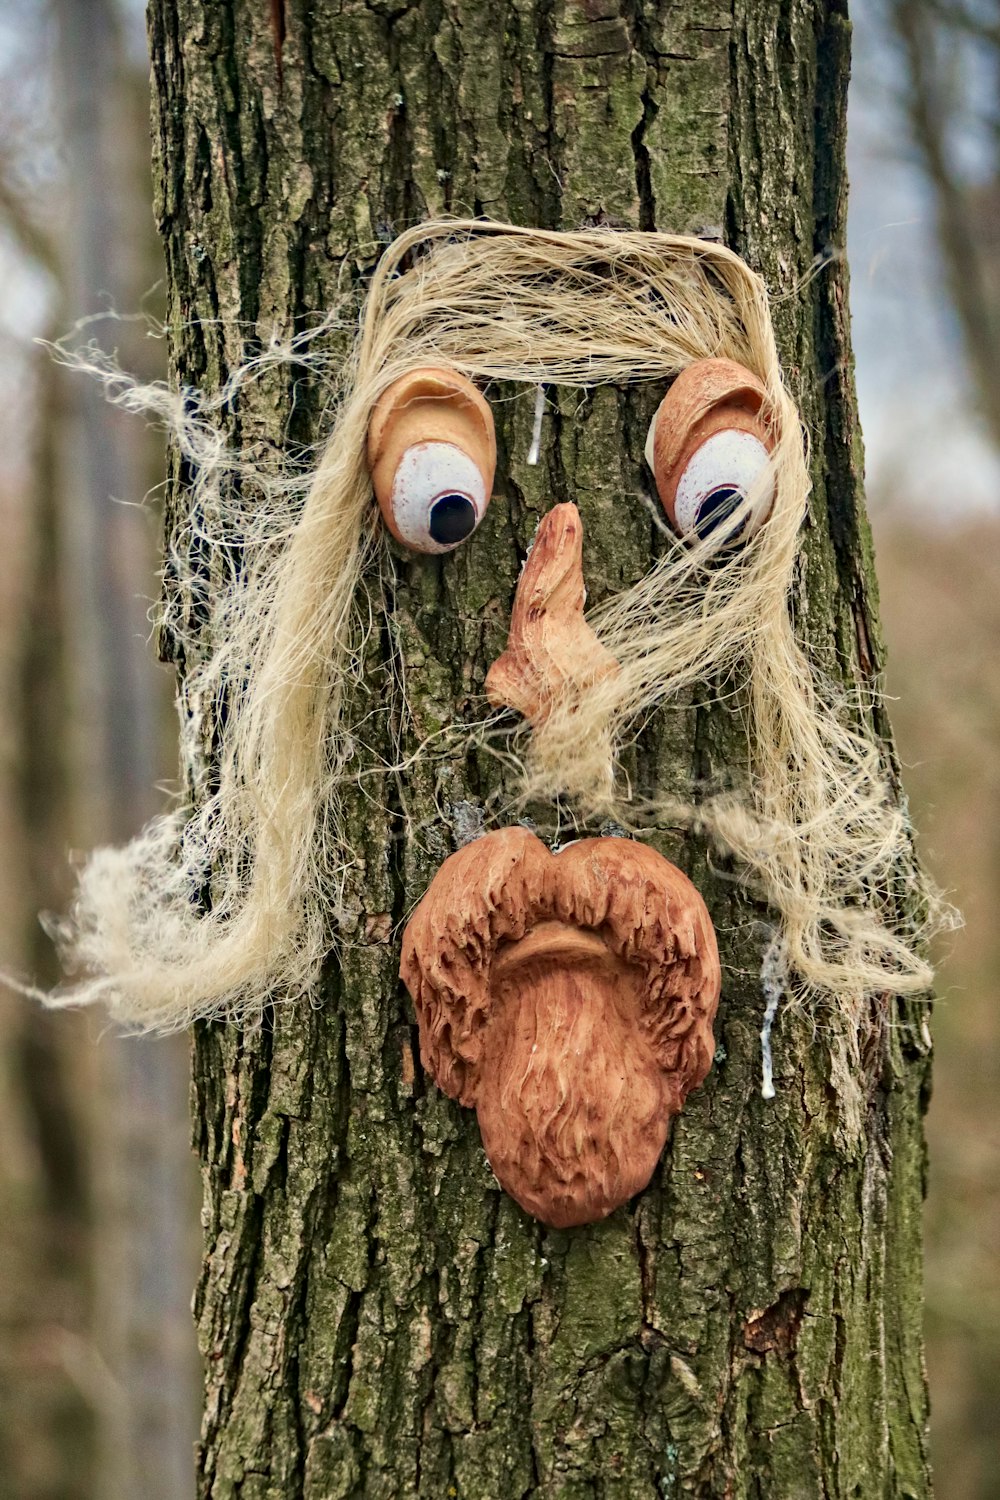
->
[388,441,489,554]
[672,430,774,542]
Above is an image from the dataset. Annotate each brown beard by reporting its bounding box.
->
[400,828,719,1227]
[476,954,672,1228]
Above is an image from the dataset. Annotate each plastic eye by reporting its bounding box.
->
[671,429,775,541]
[387,441,488,553]
[367,368,496,555]
[646,358,775,545]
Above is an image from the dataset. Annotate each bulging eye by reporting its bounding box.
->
[388,441,488,553]
[672,429,774,542]
[367,367,496,555]
[646,358,776,546]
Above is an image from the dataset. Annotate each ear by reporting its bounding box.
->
[366,367,497,554]
[646,358,775,544]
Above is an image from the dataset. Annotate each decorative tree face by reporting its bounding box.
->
[49,221,932,1210]
[375,361,738,1226]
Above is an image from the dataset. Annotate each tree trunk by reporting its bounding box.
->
[147,1,932,1495]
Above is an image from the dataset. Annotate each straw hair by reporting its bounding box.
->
[35,219,938,1030]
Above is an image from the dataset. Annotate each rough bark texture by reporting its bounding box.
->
[147,1,932,1495]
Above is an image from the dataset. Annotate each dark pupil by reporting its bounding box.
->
[429,493,477,545]
[695,485,745,539]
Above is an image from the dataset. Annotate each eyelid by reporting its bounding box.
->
[646,358,775,543]
[367,368,496,553]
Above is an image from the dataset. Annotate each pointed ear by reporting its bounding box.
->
[646,358,775,544]
[366,367,496,554]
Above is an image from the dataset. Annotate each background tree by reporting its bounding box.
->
[886,0,1000,449]
[147,2,932,1495]
[0,3,196,1497]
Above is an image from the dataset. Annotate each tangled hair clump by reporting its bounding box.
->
[35,219,938,1031]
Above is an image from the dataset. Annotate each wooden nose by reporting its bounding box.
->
[485,503,619,726]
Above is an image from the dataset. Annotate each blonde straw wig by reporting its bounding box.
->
[38,220,936,1031]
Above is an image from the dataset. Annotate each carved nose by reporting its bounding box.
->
[485,503,619,726]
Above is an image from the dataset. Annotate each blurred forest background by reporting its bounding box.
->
[0,2,996,1497]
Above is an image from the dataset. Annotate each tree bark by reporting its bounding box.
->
[147,1,933,1495]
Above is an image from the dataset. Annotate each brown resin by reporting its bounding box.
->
[366,366,496,546]
[484,502,619,725]
[648,357,774,533]
[400,828,721,1228]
